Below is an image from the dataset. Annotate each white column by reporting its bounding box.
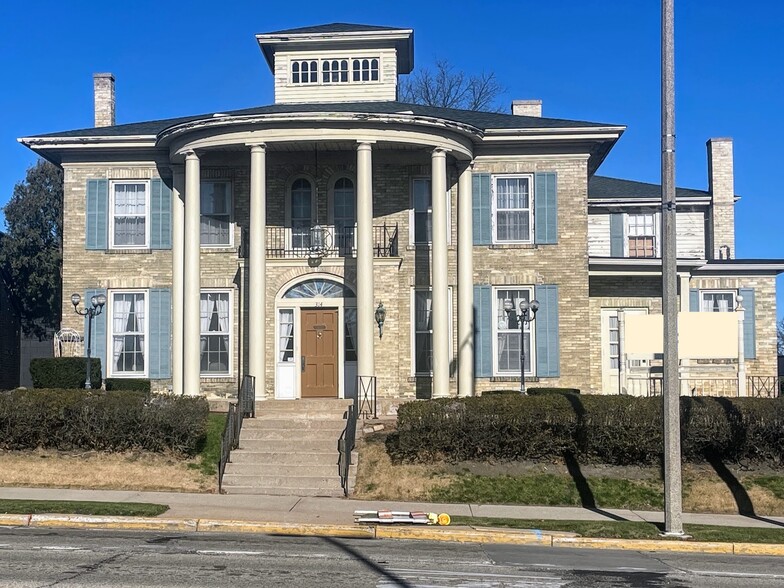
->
[183,151,201,396]
[171,166,185,396]
[431,148,449,398]
[457,164,474,397]
[249,144,267,390]
[618,311,627,395]
[356,141,375,379]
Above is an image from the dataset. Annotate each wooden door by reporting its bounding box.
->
[300,308,338,398]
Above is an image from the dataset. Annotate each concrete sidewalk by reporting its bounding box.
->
[2,487,784,530]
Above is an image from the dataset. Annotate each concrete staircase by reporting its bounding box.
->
[221,399,358,496]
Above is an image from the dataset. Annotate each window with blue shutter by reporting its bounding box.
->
[610,213,624,257]
[689,289,699,312]
[85,179,108,250]
[84,288,107,378]
[472,174,491,245]
[150,178,172,250]
[534,285,560,377]
[534,172,557,244]
[148,288,172,378]
[739,288,756,359]
[473,285,492,377]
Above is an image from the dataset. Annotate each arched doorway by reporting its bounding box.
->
[275,277,357,399]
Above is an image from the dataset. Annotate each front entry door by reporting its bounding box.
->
[301,308,339,398]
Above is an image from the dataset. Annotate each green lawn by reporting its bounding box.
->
[451,516,784,544]
[430,473,664,510]
[0,500,168,517]
[189,412,226,477]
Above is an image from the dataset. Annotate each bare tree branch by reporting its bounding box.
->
[399,59,506,112]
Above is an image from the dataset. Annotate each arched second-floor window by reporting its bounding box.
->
[290,178,314,250]
[332,177,355,253]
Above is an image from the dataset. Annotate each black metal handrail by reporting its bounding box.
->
[357,375,377,419]
[217,375,256,493]
[748,376,782,398]
[241,224,399,259]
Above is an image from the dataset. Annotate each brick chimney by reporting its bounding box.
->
[707,138,735,260]
[93,73,115,127]
[511,99,542,117]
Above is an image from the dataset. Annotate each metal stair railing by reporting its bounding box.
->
[218,374,256,493]
[339,375,375,496]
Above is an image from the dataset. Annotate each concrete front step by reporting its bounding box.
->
[228,451,357,465]
[221,474,344,489]
[256,399,353,412]
[242,418,347,431]
[239,429,346,442]
[237,439,346,452]
[224,463,356,478]
[221,485,345,497]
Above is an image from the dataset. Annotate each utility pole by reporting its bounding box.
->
[661,0,685,537]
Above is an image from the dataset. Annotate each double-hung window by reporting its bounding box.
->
[701,290,735,313]
[410,178,450,245]
[201,181,232,246]
[627,213,656,258]
[200,291,231,375]
[492,175,533,243]
[110,291,147,376]
[110,181,149,248]
[411,288,452,375]
[493,287,535,375]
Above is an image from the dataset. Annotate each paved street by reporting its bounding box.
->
[1,527,784,587]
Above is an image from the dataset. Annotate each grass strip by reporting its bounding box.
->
[0,499,168,517]
[190,412,225,477]
[451,516,784,544]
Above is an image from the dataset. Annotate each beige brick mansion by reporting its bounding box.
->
[19,23,784,406]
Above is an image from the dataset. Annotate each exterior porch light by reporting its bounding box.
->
[375,302,386,338]
[503,297,540,394]
[71,292,107,390]
[308,224,329,259]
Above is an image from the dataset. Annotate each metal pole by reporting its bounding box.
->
[662,0,684,536]
[520,315,526,394]
[85,310,93,390]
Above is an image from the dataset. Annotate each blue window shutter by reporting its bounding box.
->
[84,288,107,379]
[535,285,560,377]
[151,178,172,250]
[149,288,172,378]
[85,179,108,250]
[739,288,756,359]
[534,172,557,244]
[689,289,700,312]
[473,285,492,377]
[610,213,624,257]
[472,173,491,245]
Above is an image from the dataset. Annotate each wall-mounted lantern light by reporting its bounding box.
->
[375,302,386,338]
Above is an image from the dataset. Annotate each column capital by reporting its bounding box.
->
[184,150,200,161]
[248,143,267,152]
[357,140,375,150]
[431,147,447,157]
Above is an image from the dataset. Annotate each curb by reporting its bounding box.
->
[3,514,784,556]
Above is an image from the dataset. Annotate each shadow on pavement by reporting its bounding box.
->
[320,536,415,587]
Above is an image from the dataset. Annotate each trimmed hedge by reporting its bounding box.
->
[30,357,102,390]
[105,378,151,393]
[387,395,784,466]
[0,389,208,455]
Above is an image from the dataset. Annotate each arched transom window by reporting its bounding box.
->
[283,279,356,299]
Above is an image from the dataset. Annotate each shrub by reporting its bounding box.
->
[29,357,102,390]
[481,390,520,396]
[388,394,784,466]
[0,389,208,456]
[527,387,581,396]
[105,378,151,393]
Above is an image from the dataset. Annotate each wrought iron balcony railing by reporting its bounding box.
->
[240,224,399,259]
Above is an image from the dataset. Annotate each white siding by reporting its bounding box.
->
[588,213,611,257]
[676,210,705,258]
[274,48,398,104]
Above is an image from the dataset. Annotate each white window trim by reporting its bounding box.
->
[200,180,234,248]
[108,289,149,378]
[408,177,452,246]
[200,288,233,377]
[491,286,536,377]
[289,56,382,87]
[699,289,737,313]
[109,180,150,250]
[624,211,660,257]
[410,287,453,376]
[491,174,534,244]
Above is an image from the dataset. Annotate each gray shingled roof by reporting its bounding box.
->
[262,23,408,35]
[27,101,620,140]
[589,175,709,200]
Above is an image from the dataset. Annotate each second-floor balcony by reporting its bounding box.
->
[240,223,399,260]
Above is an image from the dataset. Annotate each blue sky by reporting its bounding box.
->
[1,1,782,316]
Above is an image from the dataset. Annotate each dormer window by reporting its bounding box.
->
[292,60,318,84]
[291,57,380,85]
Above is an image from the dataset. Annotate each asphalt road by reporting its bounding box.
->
[1,527,784,587]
